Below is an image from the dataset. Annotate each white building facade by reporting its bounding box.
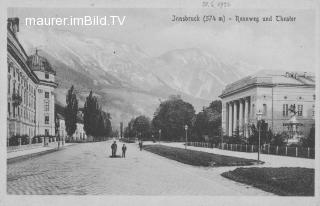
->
[56,110,87,142]
[220,70,315,141]
[7,17,57,143]
[28,52,57,136]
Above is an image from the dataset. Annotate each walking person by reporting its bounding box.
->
[139,140,143,151]
[122,144,127,158]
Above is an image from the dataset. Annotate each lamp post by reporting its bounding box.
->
[159,129,161,144]
[184,125,188,149]
[256,110,263,161]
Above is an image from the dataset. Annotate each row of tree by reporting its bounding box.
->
[123,95,222,142]
[64,86,112,140]
[123,94,315,148]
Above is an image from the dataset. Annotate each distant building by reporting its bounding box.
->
[219,70,315,143]
[55,105,87,142]
[7,17,57,143]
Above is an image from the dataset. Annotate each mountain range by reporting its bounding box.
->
[18,28,258,128]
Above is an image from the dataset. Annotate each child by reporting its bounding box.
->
[122,144,127,158]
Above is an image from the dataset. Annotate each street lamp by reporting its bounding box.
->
[159,129,161,144]
[184,125,188,149]
[256,110,263,161]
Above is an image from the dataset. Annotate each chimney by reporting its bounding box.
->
[7,18,19,36]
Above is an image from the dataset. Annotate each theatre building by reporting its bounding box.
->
[7,17,57,143]
[219,70,315,142]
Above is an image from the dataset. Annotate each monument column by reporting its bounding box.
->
[244,98,249,138]
[239,99,244,136]
[233,100,238,135]
[228,102,233,136]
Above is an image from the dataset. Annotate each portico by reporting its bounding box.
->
[226,97,251,138]
[220,70,315,142]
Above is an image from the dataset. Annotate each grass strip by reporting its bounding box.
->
[144,144,261,167]
[221,167,314,196]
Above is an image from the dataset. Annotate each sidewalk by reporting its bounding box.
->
[150,142,314,169]
[7,142,74,163]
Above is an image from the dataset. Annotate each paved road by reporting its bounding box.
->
[7,141,272,195]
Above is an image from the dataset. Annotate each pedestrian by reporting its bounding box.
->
[111,142,115,157]
[114,141,118,156]
[139,140,143,151]
[111,141,117,157]
[122,144,127,158]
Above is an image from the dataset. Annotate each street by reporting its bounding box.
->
[7,141,272,195]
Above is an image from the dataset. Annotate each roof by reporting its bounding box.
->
[27,50,56,75]
[220,70,315,98]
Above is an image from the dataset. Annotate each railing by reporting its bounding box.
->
[7,138,63,153]
[186,142,315,159]
[7,143,43,153]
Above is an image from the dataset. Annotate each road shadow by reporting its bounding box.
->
[109,155,122,158]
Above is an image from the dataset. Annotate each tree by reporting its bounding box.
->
[83,91,100,137]
[83,91,112,140]
[152,95,195,141]
[248,121,269,145]
[65,85,78,137]
[124,118,136,139]
[247,121,285,146]
[133,115,151,140]
[302,125,315,148]
[192,100,222,143]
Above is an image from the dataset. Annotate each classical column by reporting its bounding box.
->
[239,99,244,136]
[228,102,233,136]
[233,101,238,135]
[244,98,249,138]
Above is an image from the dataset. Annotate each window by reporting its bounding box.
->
[45,73,49,79]
[8,77,10,93]
[283,104,288,116]
[45,92,49,98]
[45,129,49,136]
[312,105,315,116]
[8,103,10,116]
[45,116,49,124]
[44,101,49,111]
[297,105,303,116]
[263,104,267,115]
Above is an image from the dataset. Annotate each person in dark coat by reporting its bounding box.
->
[111,142,114,157]
[139,140,143,151]
[122,144,127,158]
[111,141,117,157]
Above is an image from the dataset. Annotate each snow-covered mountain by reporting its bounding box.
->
[18,28,258,126]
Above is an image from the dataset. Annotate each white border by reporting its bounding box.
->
[1,0,319,206]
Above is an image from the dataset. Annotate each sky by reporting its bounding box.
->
[8,8,316,72]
